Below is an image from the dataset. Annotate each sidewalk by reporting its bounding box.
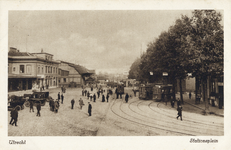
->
[176,93,224,117]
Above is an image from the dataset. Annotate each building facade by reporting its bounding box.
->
[8,47,59,91]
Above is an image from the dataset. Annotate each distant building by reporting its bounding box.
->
[8,47,59,91]
[58,61,95,87]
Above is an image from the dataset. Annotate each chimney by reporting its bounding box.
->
[9,47,19,53]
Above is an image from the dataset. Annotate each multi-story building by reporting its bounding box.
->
[8,47,59,91]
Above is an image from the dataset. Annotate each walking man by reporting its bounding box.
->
[177,98,181,108]
[106,93,109,102]
[71,99,75,109]
[93,93,96,102]
[29,100,34,112]
[36,102,41,117]
[88,102,92,116]
[102,94,105,102]
[79,98,84,109]
[54,100,59,113]
[58,92,60,102]
[176,105,183,121]
[9,108,15,125]
[125,93,129,103]
[11,107,19,126]
[189,91,192,99]
[61,93,64,104]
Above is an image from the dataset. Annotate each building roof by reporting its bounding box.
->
[60,61,95,75]
[8,51,32,56]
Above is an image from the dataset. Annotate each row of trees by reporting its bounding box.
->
[128,10,223,112]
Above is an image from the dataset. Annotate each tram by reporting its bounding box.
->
[139,84,173,100]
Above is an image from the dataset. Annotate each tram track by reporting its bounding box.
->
[129,100,222,135]
[110,98,196,136]
[128,100,222,135]
[154,102,224,128]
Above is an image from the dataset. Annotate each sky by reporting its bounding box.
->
[9,10,194,74]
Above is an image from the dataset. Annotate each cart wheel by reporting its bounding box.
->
[24,100,30,107]
[21,105,24,110]
[15,105,21,111]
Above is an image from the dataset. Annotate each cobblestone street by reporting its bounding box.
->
[8,87,224,136]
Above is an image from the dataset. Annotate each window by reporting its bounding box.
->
[41,67,43,73]
[53,67,55,74]
[20,65,24,73]
[63,78,66,82]
[45,66,47,73]
[56,68,57,74]
[13,67,16,72]
[38,66,40,74]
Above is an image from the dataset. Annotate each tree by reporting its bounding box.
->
[187,10,223,113]
[128,58,141,79]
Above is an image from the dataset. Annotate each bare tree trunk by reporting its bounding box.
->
[202,75,209,114]
[179,78,184,104]
[172,76,176,101]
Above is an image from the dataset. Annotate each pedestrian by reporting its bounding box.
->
[125,93,129,103]
[134,90,136,97]
[11,106,19,126]
[93,93,96,102]
[106,93,109,102]
[63,87,66,93]
[88,102,92,116]
[29,100,34,112]
[91,87,93,91]
[71,99,75,109]
[189,91,192,99]
[79,98,84,109]
[61,86,63,93]
[54,100,59,113]
[58,92,60,102]
[84,90,87,96]
[9,108,15,125]
[102,94,105,102]
[36,102,41,117]
[87,91,90,99]
[49,99,54,111]
[61,93,64,104]
[90,93,93,101]
[176,105,183,121]
[82,89,84,96]
[115,88,119,99]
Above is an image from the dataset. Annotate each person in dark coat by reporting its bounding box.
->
[93,93,96,102]
[133,90,136,97]
[84,90,87,96]
[61,93,64,104]
[189,91,192,99]
[125,93,129,103]
[36,102,41,117]
[106,93,109,102]
[54,100,59,113]
[88,102,92,116]
[29,100,34,112]
[9,108,15,125]
[49,99,54,111]
[102,94,105,102]
[58,92,60,101]
[71,99,75,109]
[87,91,90,99]
[115,88,118,99]
[82,89,84,96]
[176,105,183,121]
[11,107,19,126]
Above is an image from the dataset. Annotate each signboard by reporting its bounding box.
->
[162,72,168,76]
